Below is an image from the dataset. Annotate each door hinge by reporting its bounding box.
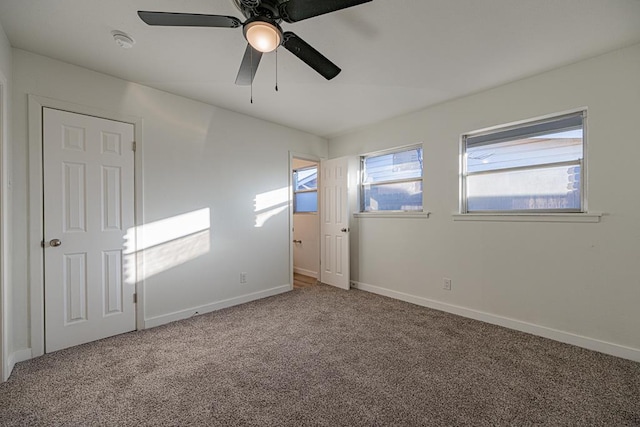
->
[132,141,136,152]
[133,293,137,304]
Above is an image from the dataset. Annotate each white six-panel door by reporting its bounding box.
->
[320,157,350,290]
[43,108,135,352]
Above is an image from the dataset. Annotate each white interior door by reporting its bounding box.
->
[43,108,136,353]
[320,157,351,290]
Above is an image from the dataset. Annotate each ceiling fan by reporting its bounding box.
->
[138,0,372,85]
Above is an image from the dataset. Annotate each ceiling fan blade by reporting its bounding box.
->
[138,11,242,28]
[235,44,263,85]
[281,32,341,80]
[279,0,372,23]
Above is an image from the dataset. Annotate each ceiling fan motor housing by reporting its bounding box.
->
[240,0,260,7]
[235,0,281,20]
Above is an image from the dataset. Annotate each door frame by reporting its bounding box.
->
[28,95,144,357]
[288,151,322,289]
[0,71,8,380]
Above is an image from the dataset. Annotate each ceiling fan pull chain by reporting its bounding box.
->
[275,48,279,92]
[250,47,254,104]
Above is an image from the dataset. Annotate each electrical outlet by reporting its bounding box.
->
[240,272,247,284]
[443,278,452,291]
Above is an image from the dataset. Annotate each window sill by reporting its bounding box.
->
[354,211,431,219]
[451,212,603,223]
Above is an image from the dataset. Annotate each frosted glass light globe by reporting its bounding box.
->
[245,21,281,53]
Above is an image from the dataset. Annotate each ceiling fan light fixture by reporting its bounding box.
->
[244,19,282,53]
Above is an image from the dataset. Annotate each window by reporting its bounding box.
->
[361,146,423,212]
[462,112,585,213]
[293,166,318,213]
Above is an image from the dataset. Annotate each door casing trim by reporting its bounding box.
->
[28,95,144,357]
[0,71,8,380]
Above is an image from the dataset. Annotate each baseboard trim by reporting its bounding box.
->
[6,348,33,380]
[293,267,318,279]
[351,281,640,363]
[145,285,291,329]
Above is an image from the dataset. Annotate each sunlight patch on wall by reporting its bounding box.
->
[254,187,289,228]
[124,208,211,283]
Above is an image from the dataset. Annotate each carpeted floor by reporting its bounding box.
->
[1,285,639,426]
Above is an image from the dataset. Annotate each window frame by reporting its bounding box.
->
[293,165,318,214]
[360,144,424,213]
[460,110,588,214]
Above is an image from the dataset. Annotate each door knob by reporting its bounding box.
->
[49,239,62,247]
[341,228,349,233]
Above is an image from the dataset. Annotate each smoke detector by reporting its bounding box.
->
[112,31,135,49]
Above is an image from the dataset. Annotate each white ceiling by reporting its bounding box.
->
[2,0,640,138]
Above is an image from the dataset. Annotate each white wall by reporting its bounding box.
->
[330,44,640,359]
[11,49,327,355]
[292,158,319,278]
[292,214,319,278]
[0,20,12,380]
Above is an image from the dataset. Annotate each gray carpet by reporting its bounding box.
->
[1,285,639,426]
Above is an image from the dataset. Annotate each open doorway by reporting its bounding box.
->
[291,157,320,289]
